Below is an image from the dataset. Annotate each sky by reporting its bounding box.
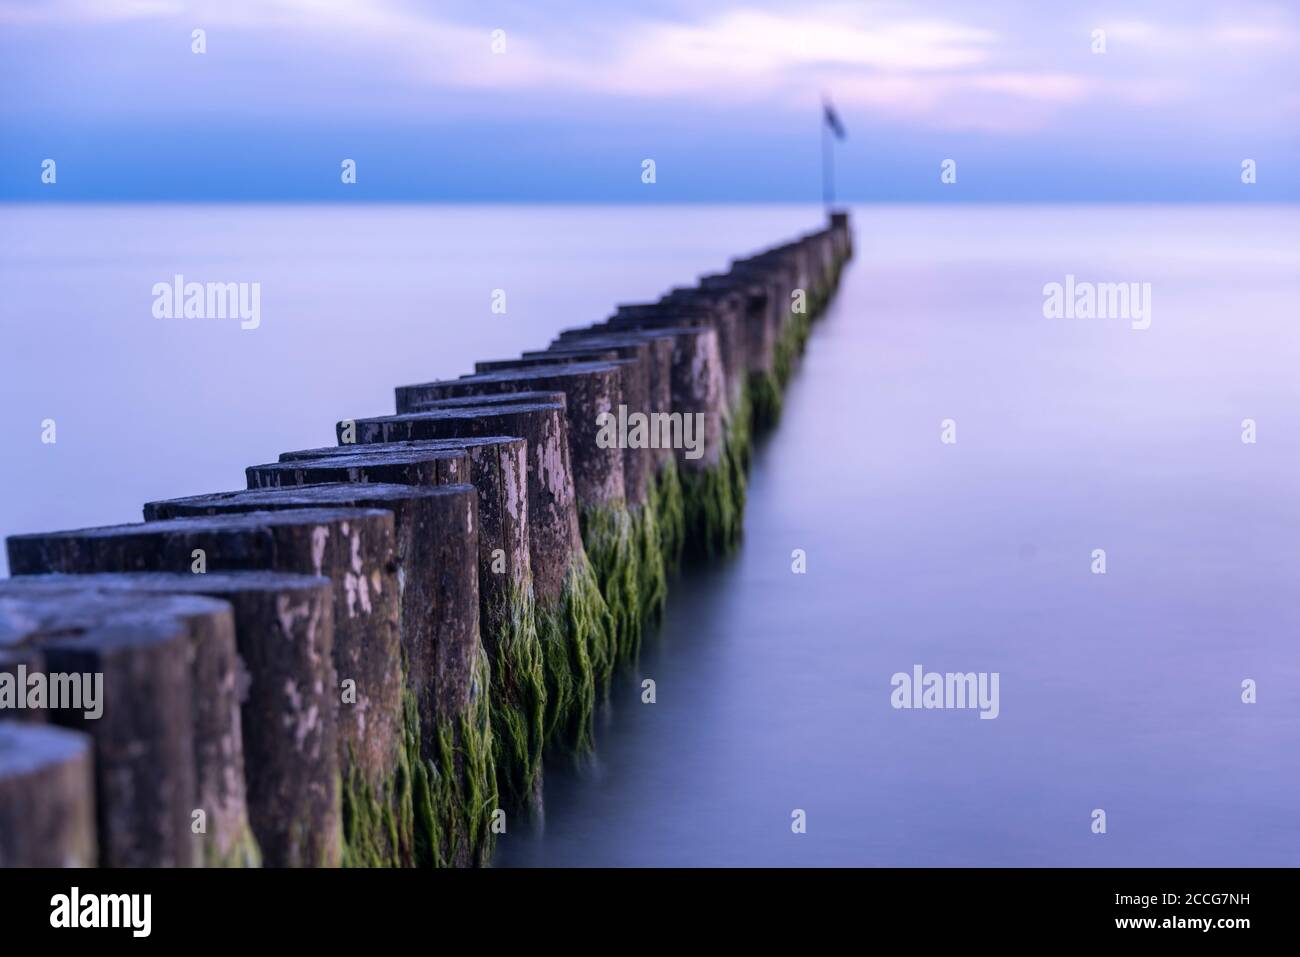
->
[1,0,1297,201]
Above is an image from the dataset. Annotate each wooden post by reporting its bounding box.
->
[338,401,602,752]
[829,210,854,261]
[398,366,641,667]
[6,508,411,868]
[713,263,785,379]
[546,329,687,573]
[473,352,652,508]
[146,483,476,731]
[394,391,568,413]
[0,723,96,867]
[342,404,579,603]
[397,363,627,515]
[698,271,782,429]
[581,326,724,474]
[267,444,543,812]
[548,332,676,473]
[659,287,750,411]
[472,346,667,625]
[0,590,234,867]
[244,447,468,490]
[570,324,734,559]
[2,572,338,868]
[699,274,775,363]
[730,251,804,383]
[144,483,489,867]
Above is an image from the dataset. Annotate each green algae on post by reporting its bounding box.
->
[425,652,498,868]
[467,344,667,655]
[484,584,546,811]
[395,364,642,667]
[265,436,549,817]
[340,400,609,761]
[340,739,412,868]
[654,458,687,575]
[141,482,487,868]
[747,368,783,432]
[728,383,754,485]
[397,366,645,683]
[677,388,753,563]
[536,559,604,755]
[580,503,639,675]
[679,445,740,561]
[633,493,668,628]
[346,660,497,870]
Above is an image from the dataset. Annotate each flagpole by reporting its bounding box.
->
[821,111,833,210]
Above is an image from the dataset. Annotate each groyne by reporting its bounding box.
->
[0,211,853,867]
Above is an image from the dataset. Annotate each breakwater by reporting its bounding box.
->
[0,212,852,867]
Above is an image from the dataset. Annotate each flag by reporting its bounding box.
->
[823,98,846,140]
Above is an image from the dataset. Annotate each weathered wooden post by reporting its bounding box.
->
[656,286,757,480]
[549,330,685,571]
[785,232,828,309]
[789,234,827,318]
[477,350,613,370]
[657,289,750,414]
[472,348,667,630]
[6,507,411,868]
[699,271,782,431]
[144,482,491,867]
[771,240,811,286]
[245,447,468,490]
[397,363,642,672]
[801,228,835,302]
[0,589,244,867]
[588,320,737,559]
[829,210,854,265]
[729,254,798,384]
[338,401,603,754]
[1,572,339,868]
[0,723,97,867]
[476,354,647,509]
[393,390,568,412]
[812,229,840,304]
[275,440,545,814]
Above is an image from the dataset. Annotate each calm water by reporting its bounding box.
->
[3,204,1298,865]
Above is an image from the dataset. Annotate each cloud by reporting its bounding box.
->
[1,0,1295,135]
[0,0,184,23]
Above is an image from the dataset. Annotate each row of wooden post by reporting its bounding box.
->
[0,212,853,867]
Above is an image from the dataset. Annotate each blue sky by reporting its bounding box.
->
[1,0,1297,201]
